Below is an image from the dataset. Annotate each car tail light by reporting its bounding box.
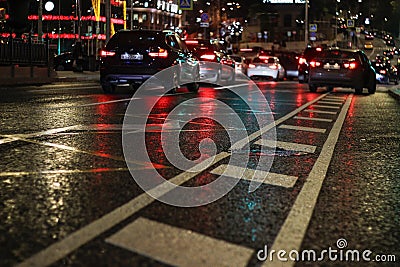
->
[309,61,321,67]
[343,62,357,69]
[149,48,168,58]
[379,69,387,74]
[316,47,322,52]
[185,40,199,45]
[100,50,116,57]
[200,53,216,61]
[248,64,256,69]
[298,57,307,65]
[269,64,278,70]
[240,48,253,52]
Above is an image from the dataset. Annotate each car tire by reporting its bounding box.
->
[355,85,363,94]
[101,83,115,93]
[309,84,317,92]
[368,78,376,94]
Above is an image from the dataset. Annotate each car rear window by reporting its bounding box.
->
[106,31,166,49]
[319,50,359,60]
[303,47,323,59]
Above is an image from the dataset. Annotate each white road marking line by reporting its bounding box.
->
[278,125,326,133]
[106,217,254,267]
[231,93,328,150]
[0,168,129,177]
[311,105,341,109]
[16,94,330,267]
[210,164,298,188]
[293,116,333,122]
[265,95,353,267]
[0,125,81,145]
[16,153,230,267]
[324,96,345,100]
[255,139,316,153]
[304,109,337,115]
[317,101,343,105]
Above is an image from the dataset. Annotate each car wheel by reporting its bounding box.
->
[101,83,115,93]
[368,78,376,94]
[273,72,279,82]
[309,84,317,92]
[187,82,200,92]
[355,85,363,94]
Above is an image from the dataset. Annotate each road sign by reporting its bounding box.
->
[201,13,209,22]
[347,19,354,27]
[309,24,317,32]
[200,22,209,28]
[179,0,193,10]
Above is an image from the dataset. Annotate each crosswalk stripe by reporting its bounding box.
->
[293,116,333,122]
[106,217,254,267]
[324,96,345,100]
[317,101,343,105]
[279,124,326,133]
[210,164,298,188]
[304,109,337,115]
[311,105,341,109]
[255,139,316,153]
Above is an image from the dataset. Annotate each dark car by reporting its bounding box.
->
[308,48,376,94]
[373,61,399,85]
[297,46,324,83]
[53,52,75,71]
[99,29,200,93]
[185,39,235,84]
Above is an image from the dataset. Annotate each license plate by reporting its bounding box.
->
[121,53,143,60]
[323,63,340,70]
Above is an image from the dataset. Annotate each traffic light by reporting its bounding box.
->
[6,0,31,34]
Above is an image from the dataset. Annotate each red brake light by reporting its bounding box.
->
[269,64,278,70]
[149,48,168,58]
[298,57,307,65]
[343,62,357,69]
[379,69,387,74]
[100,50,116,57]
[310,61,321,67]
[185,40,199,45]
[200,54,216,61]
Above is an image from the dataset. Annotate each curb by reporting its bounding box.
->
[388,88,400,101]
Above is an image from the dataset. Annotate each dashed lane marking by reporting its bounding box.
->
[210,164,298,188]
[106,217,254,267]
[304,109,337,115]
[311,105,341,109]
[278,125,327,133]
[293,116,333,122]
[255,139,316,154]
[265,95,353,267]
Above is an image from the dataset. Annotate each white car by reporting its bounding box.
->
[247,55,285,81]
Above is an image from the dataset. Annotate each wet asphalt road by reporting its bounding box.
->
[0,80,399,267]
